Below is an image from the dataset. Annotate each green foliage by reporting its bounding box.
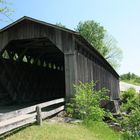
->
[121,88,139,113]
[76,20,123,69]
[76,21,106,52]
[67,81,109,121]
[121,72,131,80]
[135,78,140,83]
[104,34,123,69]
[0,0,13,22]
[126,109,140,135]
[120,88,140,139]
[120,72,140,85]
[56,22,66,28]
[121,109,140,139]
[121,88,136,103]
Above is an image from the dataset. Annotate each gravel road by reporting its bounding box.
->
[120,81,140,93]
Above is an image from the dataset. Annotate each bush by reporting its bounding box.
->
[66,81,109,121]
[121,109,140,139]
[121,88,136,103]
[134,77,140,83]
[120,88,140,139]
[120,88,139,113]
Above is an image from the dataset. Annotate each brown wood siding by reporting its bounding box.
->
[0,20,77,98]
[75,45,119,100]
[0,20,74,53]
[0,18,120,99]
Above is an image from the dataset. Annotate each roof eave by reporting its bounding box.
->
[0,16,80,36]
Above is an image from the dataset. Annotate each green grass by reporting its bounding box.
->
[121,80,140,86]
[2,121,122,140]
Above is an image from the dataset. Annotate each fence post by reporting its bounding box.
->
[36,106,42,126]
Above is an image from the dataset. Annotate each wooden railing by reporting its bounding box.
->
[0,98,65,135]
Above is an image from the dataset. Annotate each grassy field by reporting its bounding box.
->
[2,121,122,140]
[121,80,140,86]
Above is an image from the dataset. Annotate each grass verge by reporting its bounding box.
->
[2,121,122,140]
[121,80,140,86]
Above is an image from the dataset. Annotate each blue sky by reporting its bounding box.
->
[0,0,140,75]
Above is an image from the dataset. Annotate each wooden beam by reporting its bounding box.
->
[36,106,42,126]
[0,98,64,121]
[11,38,53,49]
[0,114,36,135]
[0,98,65,135]
[42,106,64,119]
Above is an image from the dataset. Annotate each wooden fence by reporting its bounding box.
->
[0,98,64,135]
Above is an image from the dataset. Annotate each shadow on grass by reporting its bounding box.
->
[0,123,36,140]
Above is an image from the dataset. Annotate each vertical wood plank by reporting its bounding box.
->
[36,106,42,126]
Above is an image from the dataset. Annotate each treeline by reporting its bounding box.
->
[120,72,140,84]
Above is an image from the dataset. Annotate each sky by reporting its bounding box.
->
[0,0,140,76]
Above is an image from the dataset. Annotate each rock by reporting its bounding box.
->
[108,122,122,131]
[64,117,82,123]
[47,117,65,123]
[48,116,82,124]
[57,111,66,117]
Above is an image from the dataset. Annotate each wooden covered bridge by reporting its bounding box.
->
[0,16,120,109]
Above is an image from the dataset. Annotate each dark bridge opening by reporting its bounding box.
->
[0,38,65,106]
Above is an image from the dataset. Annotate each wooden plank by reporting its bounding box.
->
[85,56,88,82]
[0,98,64,121]
[39,98,64,108]
[0,99,64,134]
[36,106,42,125]
[0,113,36,127]
[0,116,36,135]
[0,105,64,135]
[64,53,77,97]
[0,106,36,121]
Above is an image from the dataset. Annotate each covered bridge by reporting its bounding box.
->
[0,16,120,108]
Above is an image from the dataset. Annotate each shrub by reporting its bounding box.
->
[66,81,109,121]
[121,88,136,103]
[120,88,139,113]
[121,109,140,139]
[120,88,140,139]
[134,77,140,83]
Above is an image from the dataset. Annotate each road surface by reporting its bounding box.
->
[120,81,140,93]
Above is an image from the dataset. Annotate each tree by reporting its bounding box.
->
[76,20,123,69]
[0,0,13,22]
[120,72,140,84]
[56,22,66,28]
